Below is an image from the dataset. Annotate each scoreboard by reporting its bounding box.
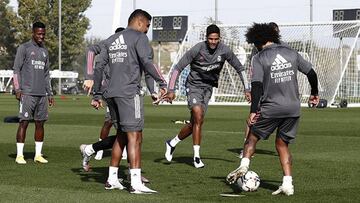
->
[152,16,188,42]
[333,9,360,38]
[333,9,360,21]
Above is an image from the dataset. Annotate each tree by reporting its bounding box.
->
[0,0,17,69]
[10,0,91,71]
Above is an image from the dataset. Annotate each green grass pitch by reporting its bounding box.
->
[0,94,359,202]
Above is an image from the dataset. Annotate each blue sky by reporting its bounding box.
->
[10,0,360,39]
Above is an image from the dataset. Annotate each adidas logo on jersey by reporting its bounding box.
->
[109,34,127,51]
[271,54,292,71]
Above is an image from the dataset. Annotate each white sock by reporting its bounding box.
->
[169,135,181,147]
[240,157,250,168]
[108,166,118,183]
[193,145,200,158]
[16,143,24,157]
[130,168,142,187]
[35,141,43,156]
[85,144,95,156]
[98,138,102,141]
[283,176,293,186]
[122,146,127,157]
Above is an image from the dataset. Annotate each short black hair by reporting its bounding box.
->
[128,9,152,24]
[245,23,280,50]
[32,21,45,30]
[206,24,220,37]
[115,27,125,33]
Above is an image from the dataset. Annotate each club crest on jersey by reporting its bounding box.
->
[217,55,222,62]
[109,34,128,51]
[42,52,46,58]
[192,98,197,104]
[30,51,35,56]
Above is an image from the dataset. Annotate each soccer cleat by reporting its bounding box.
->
[239,150,243,159]
[130,184,157,194]
[141,176,150,184]
[80,144,91,171]
[272,184,294,196]
[15,156,27,164]
[164,140,176,162]
[34,155,48,163]
[126,173,150,184]
[226,165,249,184]
[193,157,205,168]
[105,180,125,190]
[94,150,103,160]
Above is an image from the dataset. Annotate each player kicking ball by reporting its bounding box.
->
[226,23,319,196]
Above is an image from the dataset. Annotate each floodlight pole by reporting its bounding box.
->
[215,0,218,24]
[58,0,62,95]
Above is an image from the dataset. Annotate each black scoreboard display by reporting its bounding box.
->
[152,16,188,42]
[333,9,360,21]
[333,9,360,38]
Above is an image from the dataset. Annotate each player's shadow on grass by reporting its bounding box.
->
[70,165,127,184]
[8,152,47,160]
[211,176,280,192]
[259,179,281,191]
[227,148,278,157]
[154,156,234,167]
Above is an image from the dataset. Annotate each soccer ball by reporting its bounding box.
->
[236,171,260,192]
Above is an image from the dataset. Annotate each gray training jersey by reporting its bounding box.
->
[168,41,250,91]
[13,40,52,97]
[251,43,312,118]
[95,28,166,98]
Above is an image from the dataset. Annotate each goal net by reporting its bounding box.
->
[168,21,360,107]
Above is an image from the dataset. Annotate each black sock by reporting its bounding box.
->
[92,135,116,152]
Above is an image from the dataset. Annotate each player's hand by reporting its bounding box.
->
[48,97,55,107]
[163,92,175,103]
[308,95,320,108]
[245,91,251,103]
[15,91,21,101]
[83,80,94,96]
[91,99,103,110]
[152,88,168,105]
[247,112,258,126]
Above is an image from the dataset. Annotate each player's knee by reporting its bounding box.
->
[19,121,29,129]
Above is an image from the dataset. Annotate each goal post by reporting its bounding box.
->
[167,21,360,107]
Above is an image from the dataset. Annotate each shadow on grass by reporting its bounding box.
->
[211,175,280,193]
[259,179,281,191]
[8,152,47,160]
[153,156,235,167]
[227,148,278,157]
[70,165,127,184]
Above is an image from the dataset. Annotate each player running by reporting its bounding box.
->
[84,27,125,160]
[226,23,320,196]
[164,24,251,168]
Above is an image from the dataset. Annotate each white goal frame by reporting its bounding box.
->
[167,21,360,107]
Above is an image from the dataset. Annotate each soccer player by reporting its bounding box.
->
[13,22,54,164]
[84,27,125,160]
[92,9,167,194]
[239,22,282,159]
[164,24,251,168]
[226,23,320,196]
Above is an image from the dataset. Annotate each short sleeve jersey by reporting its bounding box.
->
[251,43,312,118]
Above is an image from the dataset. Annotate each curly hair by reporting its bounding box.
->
[245,23,280,50]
